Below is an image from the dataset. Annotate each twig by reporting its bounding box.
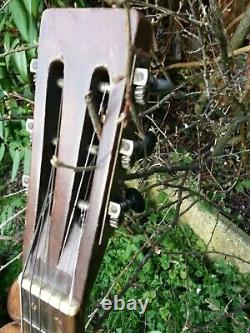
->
[0,0,13,11]
[130,0,204,27]
[0,44,38,59]
[0,252,22,272]
[204,212,220,253]
[85,93,102,140]
[226,13,244,32]
[0,115,33,121]
[139,82,186,117]
[210,0,231,80]
[125,162,199,181]
[0,208,26,231]
[93,174,188,331]
[191,302,250,332]
[230,3,250,50]
[166,45,250,70]
[1,188,27,199]
[7,92,34,105]
[0,235,22,242]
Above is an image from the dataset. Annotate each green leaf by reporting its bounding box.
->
[4,32,11,69]
[180,271,187,280]
[22,0,41,18]
[23,147,31,175]
[22,0,32,16]
[11,149,21,182]
[9,0,29,42]
[0,143,5,163]
[28,17,38,44]
[27,17,38,58]
[235,179,250,193]
[241,179,250,189]
[0,66,7,80]
[31,0,41,18]
[0,13,7,32]
[0,121,3,139]
[11,39,28,83]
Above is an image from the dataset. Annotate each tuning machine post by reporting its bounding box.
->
[133,67,174,105]
[119,131,157,169]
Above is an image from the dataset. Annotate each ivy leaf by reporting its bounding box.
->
[11,149,21,182]
[235,179,250,193]
[9,0,29,42]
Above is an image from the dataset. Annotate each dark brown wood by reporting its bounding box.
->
[18,8,153,333]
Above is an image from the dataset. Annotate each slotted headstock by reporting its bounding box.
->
[20,8,152,333]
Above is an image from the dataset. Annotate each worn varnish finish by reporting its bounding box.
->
[1,8,152,333]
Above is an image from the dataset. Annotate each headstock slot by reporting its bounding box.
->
[36,60,64,227]
[65,67,110,234]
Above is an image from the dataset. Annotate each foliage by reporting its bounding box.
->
[88,204,250,333]
[0,1,250,332]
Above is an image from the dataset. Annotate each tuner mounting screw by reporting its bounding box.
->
[120,139,134,169]
[22,175,29,188]
[108,202,122,228]
[26,119,34,135]
[30,59,38,73]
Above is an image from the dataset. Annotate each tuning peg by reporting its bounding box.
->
[121,188,145,213]
[132,67,174,105]
[120,131,157,169]
[133,131,157,159]
[108,188,145,228]
[148,74,174,95]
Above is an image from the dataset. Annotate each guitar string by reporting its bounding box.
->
[39,78,65,333]
[54,88,108,323]
[20,75,64,333]
[45,87,107,330]
[25,119,62,333]
[20,169,54,333]
[22,81,107,332]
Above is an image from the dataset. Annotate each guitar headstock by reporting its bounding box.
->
[20,8,153,332]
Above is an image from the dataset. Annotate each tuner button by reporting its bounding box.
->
[133,131,157,160]
[148,74,174,95]
[142,131,157,156]
[124,188,145,213]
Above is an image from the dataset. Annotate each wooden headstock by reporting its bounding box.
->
[19,8,152,333]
